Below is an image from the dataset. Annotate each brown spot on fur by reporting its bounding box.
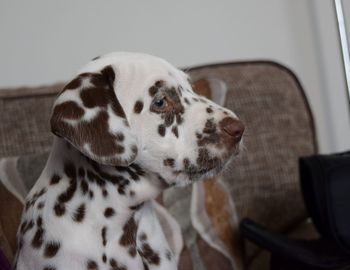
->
[31,228,45,248]
[54,203,65,216]
[80,86,109,108]
[73,203,86,222]
[129,247,137,257]
[109,258,126,270]
[164,112,175,126]
[203,119,216,134]
[102,253,107,263]
[155,80,165,87]
[119,217,137,257]
[57,178,77,204]
[197,148,221,171]
[104,207,115,218]
[102,227,107,246]
[131,164,145,176]
[197,119,220,147]
[129,203,144,211]
[64,77,81,90]
[198,133,220,147]
[116,133,124,142]
[37,202,45,209]
[138,243,160,265]
[20,221,27,233]
[171,126,179,138]
[139,233,147,241]
[206,107,213,113]
[36,216,43,227]
[87,260,98,270]
[50,174,61,185]
[134,100,144,114]
[158,125,166,137]
[52,101,85,120]
[149,86,158,97]
[44,241,61,258]
[21,220,34,234]
[26,188,47,210]
[38,188,46,196]
[163,158,175,167]
[80,180,89,195]
[183,151,220,180]
[176,114,183,125]
[85,163,131,194]
[87,170,106,187]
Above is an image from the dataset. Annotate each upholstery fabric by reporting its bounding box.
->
[0,83,64,158]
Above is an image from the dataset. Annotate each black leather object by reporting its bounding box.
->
[240,151,350,269]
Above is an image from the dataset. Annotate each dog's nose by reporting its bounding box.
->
[219,117,245,142]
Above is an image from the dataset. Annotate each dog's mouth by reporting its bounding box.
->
[178,149,236,181]
[186,163,225,180]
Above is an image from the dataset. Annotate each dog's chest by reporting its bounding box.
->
[15,161,176,270]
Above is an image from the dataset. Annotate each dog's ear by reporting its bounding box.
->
[192,78,227,106]
[50,65,138,166]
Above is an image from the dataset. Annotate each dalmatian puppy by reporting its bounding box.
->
[14,52,244,270]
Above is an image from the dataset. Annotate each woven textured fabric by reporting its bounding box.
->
[0,83,64,158]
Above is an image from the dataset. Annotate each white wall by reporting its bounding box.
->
[0,0,349,153]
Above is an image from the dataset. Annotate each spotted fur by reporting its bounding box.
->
[15,52,244,270]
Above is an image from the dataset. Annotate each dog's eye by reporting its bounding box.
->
[151,96,170,112]
[154,98,165,108]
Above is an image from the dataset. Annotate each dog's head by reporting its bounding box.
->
[51,52,244,186]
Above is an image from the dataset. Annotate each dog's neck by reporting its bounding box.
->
[43,137,167,223]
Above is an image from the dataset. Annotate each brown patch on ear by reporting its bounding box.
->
[52,102,84,120]
[51,65,136,166]
[192,78,212,99]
